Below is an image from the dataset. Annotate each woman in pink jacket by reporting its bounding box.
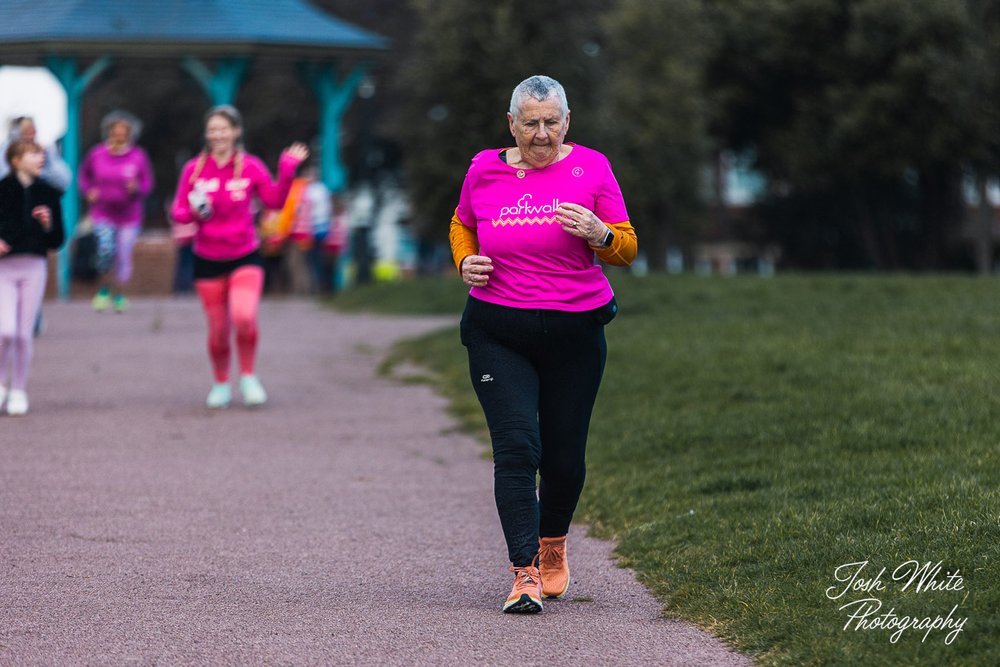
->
[171,105,308,409]
[79,111,154,313]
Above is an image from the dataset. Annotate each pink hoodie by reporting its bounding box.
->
[171,151,302,261]
[78,143,154,227]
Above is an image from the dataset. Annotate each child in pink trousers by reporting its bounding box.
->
[0,139,65,415]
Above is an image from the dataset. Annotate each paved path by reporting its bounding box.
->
[0,298,751,666]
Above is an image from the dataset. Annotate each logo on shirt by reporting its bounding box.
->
[572,167,584,177]
[492,194,562,227]
[196,177,221,193]
[226,177,251,201]
[196,177,250,201]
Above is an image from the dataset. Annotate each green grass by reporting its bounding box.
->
[327,275,470,315]
[333,273,1000,666]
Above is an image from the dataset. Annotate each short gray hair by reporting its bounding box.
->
[509,75,569,120]
[101,110,142,142]
[7,116,34,141]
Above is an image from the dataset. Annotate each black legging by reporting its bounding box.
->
[461,296,608,567]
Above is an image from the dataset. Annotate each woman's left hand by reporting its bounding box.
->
[31,206,52,230]
[285,143,310,162]
[556,203,609,246]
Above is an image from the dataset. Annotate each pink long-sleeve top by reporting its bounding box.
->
[78,143,154,227]
[171,151,302,261]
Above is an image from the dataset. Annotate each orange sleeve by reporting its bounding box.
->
[593,221,637,266]
[275,178,308,238]
[449,209,479,272]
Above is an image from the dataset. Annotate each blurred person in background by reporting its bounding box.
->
[450,75,637,613]
[317,195,348,295]
[257,162,332,294]
[171,105,307,409]
[79,111,154,313]
[257,204,289,294]
[297,164,333,294]
[277,163,333,294]
[0,116,71,193]
[0,117,70,337]
[0,139,64,415]
[168,189,196,294]
[258,164,311,294]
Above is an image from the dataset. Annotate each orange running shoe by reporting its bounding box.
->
[538,535,570,599]
[503,563,543,613]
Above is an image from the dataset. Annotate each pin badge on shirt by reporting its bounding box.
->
[516,170,525,179]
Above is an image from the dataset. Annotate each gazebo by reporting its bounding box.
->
[0,0,389,297]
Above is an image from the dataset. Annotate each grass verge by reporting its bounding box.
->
[334,273,999,666]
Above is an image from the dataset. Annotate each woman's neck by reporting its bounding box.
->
[211,149,235,166]
[107,141,129,155]
[15,170,34,187]
[507,144,572,169]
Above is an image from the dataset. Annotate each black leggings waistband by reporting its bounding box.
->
[193,250,263,280]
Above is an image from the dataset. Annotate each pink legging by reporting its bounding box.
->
[194,266,264,383]
[0,255,47,391]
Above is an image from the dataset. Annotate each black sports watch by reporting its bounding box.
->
[595,228,614,248]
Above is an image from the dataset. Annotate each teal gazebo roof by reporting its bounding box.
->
[0,0,389,56]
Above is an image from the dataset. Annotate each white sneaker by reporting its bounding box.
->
[6,390,28,416]
[239,375,267,407]
[206,383,231,409]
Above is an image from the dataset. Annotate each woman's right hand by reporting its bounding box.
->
[461,254,493,287]
[187,189,213,220]
[0,239,9,257]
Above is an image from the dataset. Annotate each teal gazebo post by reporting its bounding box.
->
[181,56,250,106]
[302,63,368,290]
[301,63,367,193]
[46,55,111,299]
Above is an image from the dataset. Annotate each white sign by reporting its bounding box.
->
[0,66,68,145]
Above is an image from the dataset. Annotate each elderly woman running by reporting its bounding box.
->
[79,110,154,313]
[450,74,638,613]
